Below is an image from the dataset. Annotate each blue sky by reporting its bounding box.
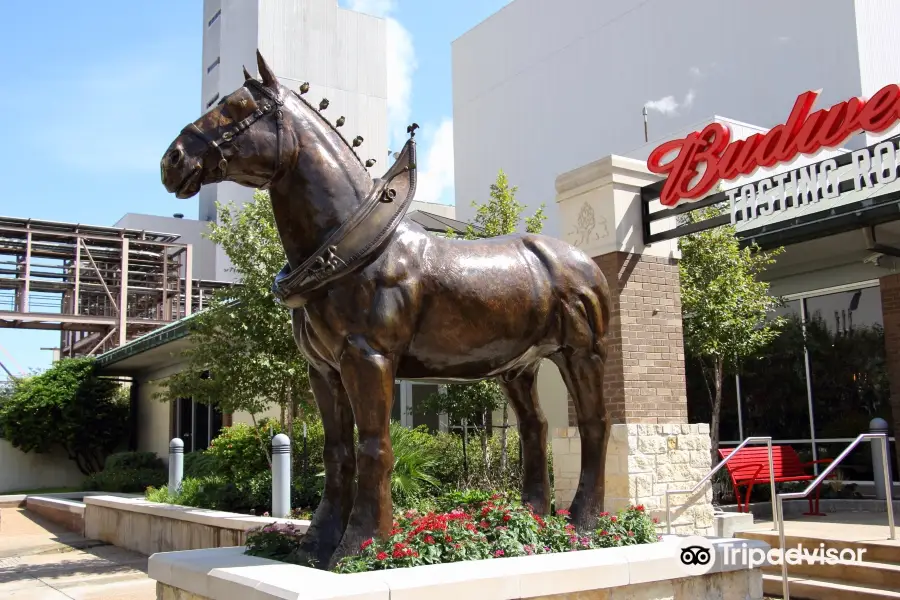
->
[0,0,512,378]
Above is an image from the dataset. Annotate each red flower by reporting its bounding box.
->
[634,505,645,512]
[600,529,608,536]
[393,542,405,550]
[480,520,490,529]
[599,512,609,517]
[376,552,388,561]
[610,516,617,523]
[627,530,634,537]
[494,549,505,557]
[556,509,570,516]
[425,535,435,544]
[445,535,452,542]
[360,538,374,550]
[652,517,659,524]
[502,514,511,522]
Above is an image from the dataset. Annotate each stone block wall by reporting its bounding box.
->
[553,424,714,536]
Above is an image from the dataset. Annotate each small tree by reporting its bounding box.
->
[678,204,784,463]
[414,380,505,478]
[441,169,547,474]
[0,357,129,475]
[158,191,312,463]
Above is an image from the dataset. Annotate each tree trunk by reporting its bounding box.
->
[287,383,294,443]
[500,401,509,477]
[462,418,469,481]
[480,411,489,475]
[710,356,724,467]
[249,413,273,468]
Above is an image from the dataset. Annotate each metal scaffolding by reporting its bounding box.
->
[0,216,231,357]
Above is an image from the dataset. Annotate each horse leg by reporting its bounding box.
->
[552,349,610,531]
[497,366,550,515]
[329,336,394,568]
[292,366,356,569]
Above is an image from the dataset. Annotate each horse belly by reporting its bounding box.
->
[397,265,557,379]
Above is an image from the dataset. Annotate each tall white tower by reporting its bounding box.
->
[200,0,388,280]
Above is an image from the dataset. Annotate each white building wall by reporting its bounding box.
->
[199,0,387,281]
[854,0,900,144]
[452,0,879,238]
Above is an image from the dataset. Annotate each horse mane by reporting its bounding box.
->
[288,88,372,172]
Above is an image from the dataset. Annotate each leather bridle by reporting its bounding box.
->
[180,79,285,188]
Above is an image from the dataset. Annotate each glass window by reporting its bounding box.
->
[411,384,440,433]
[738,299,813,443]
[208,9,221,27]
[805,287,893,480]
[207,57,220,74]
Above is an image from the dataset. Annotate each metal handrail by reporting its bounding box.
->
[665,436,777,534]
[777,433,896,600]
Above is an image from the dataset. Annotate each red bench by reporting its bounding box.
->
[719,445,833,516]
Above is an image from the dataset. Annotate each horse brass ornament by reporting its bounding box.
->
[161,50,612,570]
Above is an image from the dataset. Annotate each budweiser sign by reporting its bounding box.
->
[647,83,900,206]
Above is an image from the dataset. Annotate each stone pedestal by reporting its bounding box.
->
[552,155,714,535]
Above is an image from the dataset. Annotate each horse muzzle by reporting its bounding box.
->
[161,141,204,198]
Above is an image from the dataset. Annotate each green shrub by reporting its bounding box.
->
[103,451,164,472]
[83,467,166,493]
[0,357,130,475]
[206,422,273,481]
[82,450,167,494]
[183,451,222,478]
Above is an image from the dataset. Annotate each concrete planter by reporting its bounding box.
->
[149,536,769,600]
[83,495,310,555]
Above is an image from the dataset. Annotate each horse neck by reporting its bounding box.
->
[269,99,370,268]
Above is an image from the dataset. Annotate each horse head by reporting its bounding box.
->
[161,50,375,204]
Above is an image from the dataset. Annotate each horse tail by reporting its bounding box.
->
[522,235,611,361]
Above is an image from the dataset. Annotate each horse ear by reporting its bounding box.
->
[256,50,277,87]
[243,66,253,81]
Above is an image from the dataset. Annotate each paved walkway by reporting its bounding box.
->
[0,507,155,599]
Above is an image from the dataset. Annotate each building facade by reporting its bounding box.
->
[452,0,900,239]
[199,0,388,280]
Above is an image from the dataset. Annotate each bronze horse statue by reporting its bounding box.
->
[161,51,612,569]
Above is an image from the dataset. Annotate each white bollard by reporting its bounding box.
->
[168,438,184,495]
[272,433,291,518]
[871,418,891,501]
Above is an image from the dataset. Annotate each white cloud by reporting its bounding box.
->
[645,95,679,115]
[346,0,417,150]
[346,0,453,206]
[689,66,702,78]
[414,119,455,205]
[645,89,697,116]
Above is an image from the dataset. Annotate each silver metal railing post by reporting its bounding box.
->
[880,434,896,540]
[776,433,897,600]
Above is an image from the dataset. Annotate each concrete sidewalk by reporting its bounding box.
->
[0,507,155,599]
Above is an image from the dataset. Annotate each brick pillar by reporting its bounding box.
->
[551,155,712,535]
[879,273,900,473]
[579,252,687,426]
